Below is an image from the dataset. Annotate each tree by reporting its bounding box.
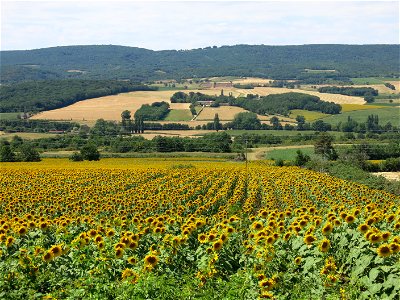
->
[69,152,84,161]
[270,116,282,130]
[0,141,16,162]
[296,115,306,131]
[314,132,338,160]
[213,113,222,131]
[17,144,41,162]
[294,150,310,166]
[231,112,261,130]
[121,110,132,133]
[80,144,100,161]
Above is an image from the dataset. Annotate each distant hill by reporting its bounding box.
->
[1,44,399,83]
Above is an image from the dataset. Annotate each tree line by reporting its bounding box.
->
[0,80,156,112]
[2,44,398,83]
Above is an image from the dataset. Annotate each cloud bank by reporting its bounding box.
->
[1,1,399,50]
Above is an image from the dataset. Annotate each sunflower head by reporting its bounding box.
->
[144,254,158,267]
[319,238,331,253]
[303,234,316,245]
[43,251,54,262]
[50,245,62,257]
[321,223,333,236]
[212,240,223,251]
[377,244,391,257]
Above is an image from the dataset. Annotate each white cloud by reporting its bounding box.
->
[0,1,398,50]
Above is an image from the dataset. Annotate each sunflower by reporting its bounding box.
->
[358,223,369,233]
[198,233,207,243]
[43,251,54,262]
[369,233,382,244]
[208,233,216,242]
[321,223,333,236]
[18,226,27,235]
[377,244,391,258]
[257,273,266,281]
[381,232,391,241]
[213,240,223,251]
[327,274,338,283]
[94,235,103,243]
[97,241,105,249]
[294,257,302,265]
[144,254,158,267]
[121,268,134,280]
[226,226,235,233]
[252,221,264,231]
[88,229,97,238]
[127,256,137,264]
[115,248,124,258]
[259,278,275,291]
[345,215,355,224]
[266,236,275,245]
[106,229,115,237]
[5,236,15,248]
[283,232,291,241]
[386,214,396,223]
[259,291,275,299]
[128,241,138,250]
[389,242,400,253]
[303,234,316,245]
[319,238,330,253]
[50,245,62,257]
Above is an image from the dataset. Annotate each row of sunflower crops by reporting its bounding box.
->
[0,159,399,299]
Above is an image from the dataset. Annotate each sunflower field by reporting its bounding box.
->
[0,158,399,299]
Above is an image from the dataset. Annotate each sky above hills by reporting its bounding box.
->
[1,0,399,51]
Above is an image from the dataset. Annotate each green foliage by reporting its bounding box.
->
[80,144,100,161]
[232,83,254,89]
[235,93,341,116]
[0,119,78,133]
[69,152,84,162]
[229,112,261,130]
[2,45,399,83]
[0,80,155,113]
[322,107,400,129]
[134,102,170,121]
[314,132,338,160]
[384,82,396,90]
[0,141,16,162]
[294,150,311,166]
[16,144,41,162]
[318,86,378,97]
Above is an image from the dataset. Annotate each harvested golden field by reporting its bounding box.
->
[1,159,399,299]
[30,86,366,123]
[384,81,400,91]
[372,172,400,182]
[231,77,273,85]
[139,130,214,139]
[30,90,235,122]
[251,87,366,105]
[312,84,398,95]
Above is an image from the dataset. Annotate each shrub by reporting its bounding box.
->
[80,144,100,161]
[69,152,84,162]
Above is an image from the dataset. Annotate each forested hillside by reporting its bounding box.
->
[1,44,399,83]
[0,80,156,112]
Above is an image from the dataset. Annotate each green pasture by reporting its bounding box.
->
[289,109,330,121]
[322,107,400,126]
[164,109,192,121]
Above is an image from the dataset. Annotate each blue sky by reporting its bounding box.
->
[1,1,399,51]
